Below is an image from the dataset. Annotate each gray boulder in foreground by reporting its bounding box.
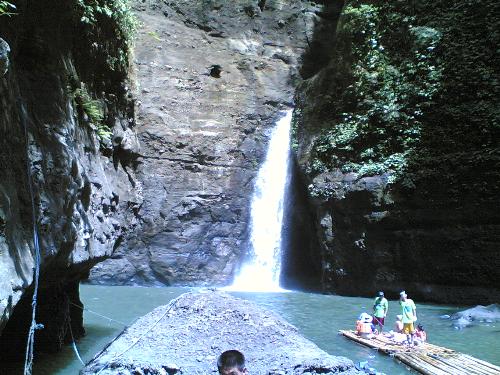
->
[82,291,361,375]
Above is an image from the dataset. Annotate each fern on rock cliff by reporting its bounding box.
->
[0,1,15,17]
[302,1,442,183]
[75,0,138,73]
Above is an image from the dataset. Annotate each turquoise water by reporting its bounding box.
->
[13,285,500,374]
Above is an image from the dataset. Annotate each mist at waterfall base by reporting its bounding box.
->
[228,110,292,292]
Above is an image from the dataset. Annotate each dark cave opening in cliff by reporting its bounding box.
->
[280,157,322,292]
[0,280,84,368]
[209,64,222,78]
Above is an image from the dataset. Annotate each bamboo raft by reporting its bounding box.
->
[339,330,500,375]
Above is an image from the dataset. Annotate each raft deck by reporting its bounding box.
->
[339,330,500,375]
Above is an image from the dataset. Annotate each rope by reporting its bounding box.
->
[20,102,43,375]
[95,294,184,375]
[69,301,129,327]
[68,319,85,366]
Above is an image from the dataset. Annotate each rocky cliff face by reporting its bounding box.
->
[88,0,322,287]
[0,0,141,357]
[295,0,500,304]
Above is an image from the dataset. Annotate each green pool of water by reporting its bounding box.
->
[10,285,500,374]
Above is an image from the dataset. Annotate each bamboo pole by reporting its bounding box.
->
[395,353,448,375]
[443,356,486,375]
[460,354,500,374]
[406,352,463,375]
[420,352,477,375]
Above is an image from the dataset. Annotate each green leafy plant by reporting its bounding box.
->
[0,1,16,16]
[72,85,112,142]
[302,1,442,181]
[74,87,104,124]
[147,31,162,41]
[77,0,138,44]
[75,0,139,72]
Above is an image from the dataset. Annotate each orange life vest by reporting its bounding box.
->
[356,320,372,334]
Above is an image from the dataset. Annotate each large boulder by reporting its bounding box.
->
[449,304,500,329]
[82,291,361,375]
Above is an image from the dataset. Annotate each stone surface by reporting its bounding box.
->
[81,291,361,375]
[88,0,322,287]
[0,0,140,356]
[293,0,500,304]
[0,37,9,75]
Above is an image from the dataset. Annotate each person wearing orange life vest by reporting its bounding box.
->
[356,312,375,339]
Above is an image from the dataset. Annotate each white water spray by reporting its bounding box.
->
[229,110,292,292]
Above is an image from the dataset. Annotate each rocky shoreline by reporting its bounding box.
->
[82,291,362,375]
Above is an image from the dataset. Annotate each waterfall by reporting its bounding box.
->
[229,109,292,292]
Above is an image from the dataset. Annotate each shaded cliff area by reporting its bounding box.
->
[88,0,322,288]
[295,0,500,304]
[0,0,141,360]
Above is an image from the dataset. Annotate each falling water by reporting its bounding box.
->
[229,109,292,292]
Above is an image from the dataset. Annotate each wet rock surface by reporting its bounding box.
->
[82,291,361,375]
[448,304,500,329]
[88,0,321,287]
[0,37,9,75]
[293,1,500,304]
[0,0,140,356]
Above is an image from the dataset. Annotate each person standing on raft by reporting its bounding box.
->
[399,290,417,347]
[372,291,388,333]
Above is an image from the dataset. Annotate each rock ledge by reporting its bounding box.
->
[82,291,361,375]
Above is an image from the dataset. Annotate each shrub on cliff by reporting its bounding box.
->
[0,1,15,17]
[75,0,138,73]
[298,0,500,203]
[302,1,442,182]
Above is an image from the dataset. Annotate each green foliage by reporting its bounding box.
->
[304,0,443,179]
[74,87,104,124]
[147,31,162,41]
[96,124,113,141]
[77,0,138,42]
[76,0,139,72]
[298,0,500,204]
[72,85,112,142]
[0,1,15,16]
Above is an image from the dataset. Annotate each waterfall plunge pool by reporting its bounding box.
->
[13,285,500,375]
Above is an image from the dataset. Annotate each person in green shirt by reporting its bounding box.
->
[399,290,417,346]
[372,291,388,333]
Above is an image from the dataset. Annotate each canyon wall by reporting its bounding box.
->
[88,0,322,287]
[295,0,500,304]
[0,0,141,356]
[0,0,323,355]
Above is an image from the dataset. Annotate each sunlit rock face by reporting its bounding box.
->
[88,0,324,287]
[294,1,500,304]
[0,0,140,355]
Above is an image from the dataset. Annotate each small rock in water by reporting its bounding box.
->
[440,314,451,319]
